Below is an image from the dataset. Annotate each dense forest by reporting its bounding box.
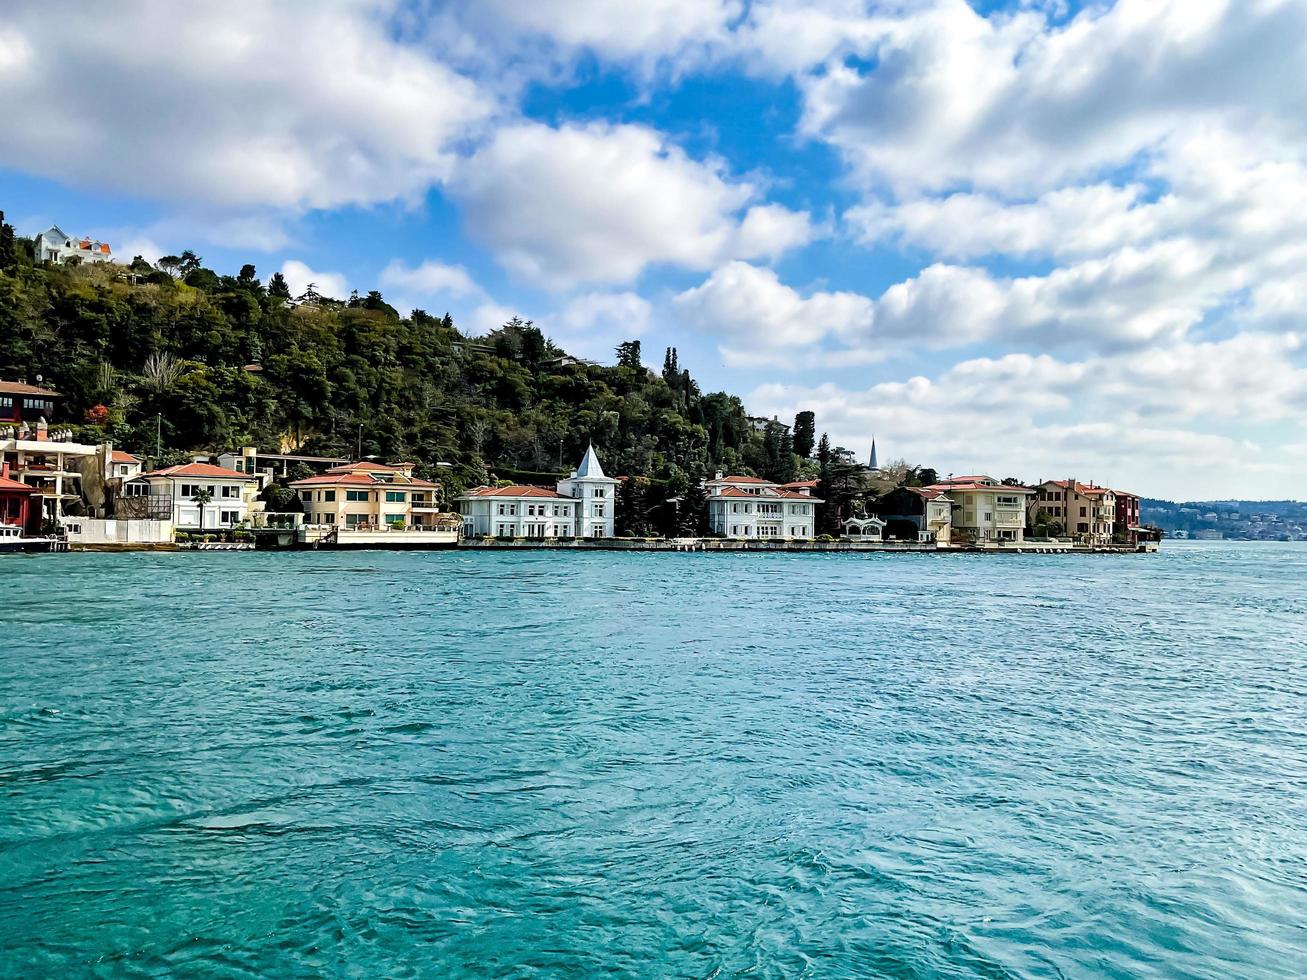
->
[0,211,910,534]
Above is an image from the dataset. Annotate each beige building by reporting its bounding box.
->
[290,461,443,530]
[928,476,1033,544]
[1031,480,1116,544]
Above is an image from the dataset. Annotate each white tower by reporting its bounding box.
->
[556,443,619,538]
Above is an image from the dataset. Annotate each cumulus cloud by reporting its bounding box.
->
[448,121,812,288]
[674,261,873,351]
[747,332,1307,498]
[545,291,654,359]
[379,259,480,298]
[281,260,348,302]
[0,1,494,210]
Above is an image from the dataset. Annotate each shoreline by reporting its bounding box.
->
[48,538,1159,555]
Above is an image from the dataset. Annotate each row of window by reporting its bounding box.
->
[724,502,811,516]
[0,396,55,413]
[724,525,812,538]
[493,502,577,517]
[179,483,240,498]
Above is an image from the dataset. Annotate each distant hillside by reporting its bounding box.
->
[1142,498,1307,540]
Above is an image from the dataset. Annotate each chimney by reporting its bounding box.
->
[715,470,723,481]
[35,417,48,442]
[1,461,8,480]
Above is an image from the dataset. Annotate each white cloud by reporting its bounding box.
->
[469,0,742,66]
[448,120,812,288]
[788,0,1307,197]
[379,259,480,298]
[674,261,873,352]
[468,302,520,335]
[546,291,653,360]
[281,260,347,302]
[747,331,1307,498]
[0,1,494,210]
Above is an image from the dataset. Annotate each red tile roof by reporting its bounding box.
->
[326,461,407,474]
[928,482,1034,493]
[460,485,569,499]
[713,486,823,501]
[0,475,34,493]
[0,380,62,397]
[1043,480,1113,496]
[780,480,818,489]
[110,450,140,463]
[290,472,440,490]
[142,462,257,480]
[710,475,773,484]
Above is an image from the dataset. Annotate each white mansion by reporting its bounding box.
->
[707,474,822,539]
[455,445,619,538]
[33,225,114,265]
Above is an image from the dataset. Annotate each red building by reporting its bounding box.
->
[0,380,62,425]
[0,462,39,534]
[1114,490,1141,543]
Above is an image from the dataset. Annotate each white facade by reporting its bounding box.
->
[34,225,113,265]
[455,445,618,539]
[457,490,581,538]
[555,444,618,538]
[706,476,822,540]
[136,463,258,530]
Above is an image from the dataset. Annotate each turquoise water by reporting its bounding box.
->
[2,543,1306,977]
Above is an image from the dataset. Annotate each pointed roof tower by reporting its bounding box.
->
[574,442,607,479]
[868,437,879,471]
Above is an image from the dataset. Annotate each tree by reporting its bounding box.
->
[793,411,816,459]
[238,264,258,284]
[267,272,291,299]
[178,250,203,276]
[662,347,679,384]
[615,340,642,370]
[157,255,183,278]
[191,487,213,537]
[678,477,708,536]
[0,211,16,272]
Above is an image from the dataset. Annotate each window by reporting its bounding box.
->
[385,513,404,524]
[221,485,239,498]
[118,465,130,476]
[323,513,335,524]
[346,490,371,502]
[594,488,606,498]
[220,510,239,524]
[983,512,992,522]
[997,495,1019,506]
[300,490,313,502]
[125,482,148,497]
[386,491,406,503]
[323,490,336,502]
[594,504,604,517]
[1080,507,1087,517]
[0,396,11,409]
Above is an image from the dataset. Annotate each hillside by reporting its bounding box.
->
[0,224,834,531]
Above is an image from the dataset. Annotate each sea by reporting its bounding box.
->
[1,542,1305,977]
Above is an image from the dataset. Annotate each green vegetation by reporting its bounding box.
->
[0,221,873,533]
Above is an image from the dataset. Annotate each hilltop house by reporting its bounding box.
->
[706,474,822,539]
[1031,480,1116,545]
[455,445,618,538]
[289,461,444,530]
[33,225,113,265]
[928,476,1033,544]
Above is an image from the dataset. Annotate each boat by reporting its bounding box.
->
[0,524,65,553]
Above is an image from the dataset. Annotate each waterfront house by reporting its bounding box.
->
[0,420,105,526]
[928,476,1033,544]
[706,473,822,540]
[455,445,618,538]
[1113,489,1142,545]
[134,462,258,530]
[289,461,444,530]
[33,225,113,265]
[0,462,39,534]
[872,486,953,544]
[1031,480,1116,545]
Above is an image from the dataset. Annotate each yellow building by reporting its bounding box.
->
[1031,480,1116,544]
[928,475,1034,544]
[290,461,443,531]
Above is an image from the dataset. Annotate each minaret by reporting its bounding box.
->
[868,437,879,471]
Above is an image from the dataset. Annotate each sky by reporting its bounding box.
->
[2,0,1306,500]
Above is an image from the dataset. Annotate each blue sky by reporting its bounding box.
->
[3,0,1306,499]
